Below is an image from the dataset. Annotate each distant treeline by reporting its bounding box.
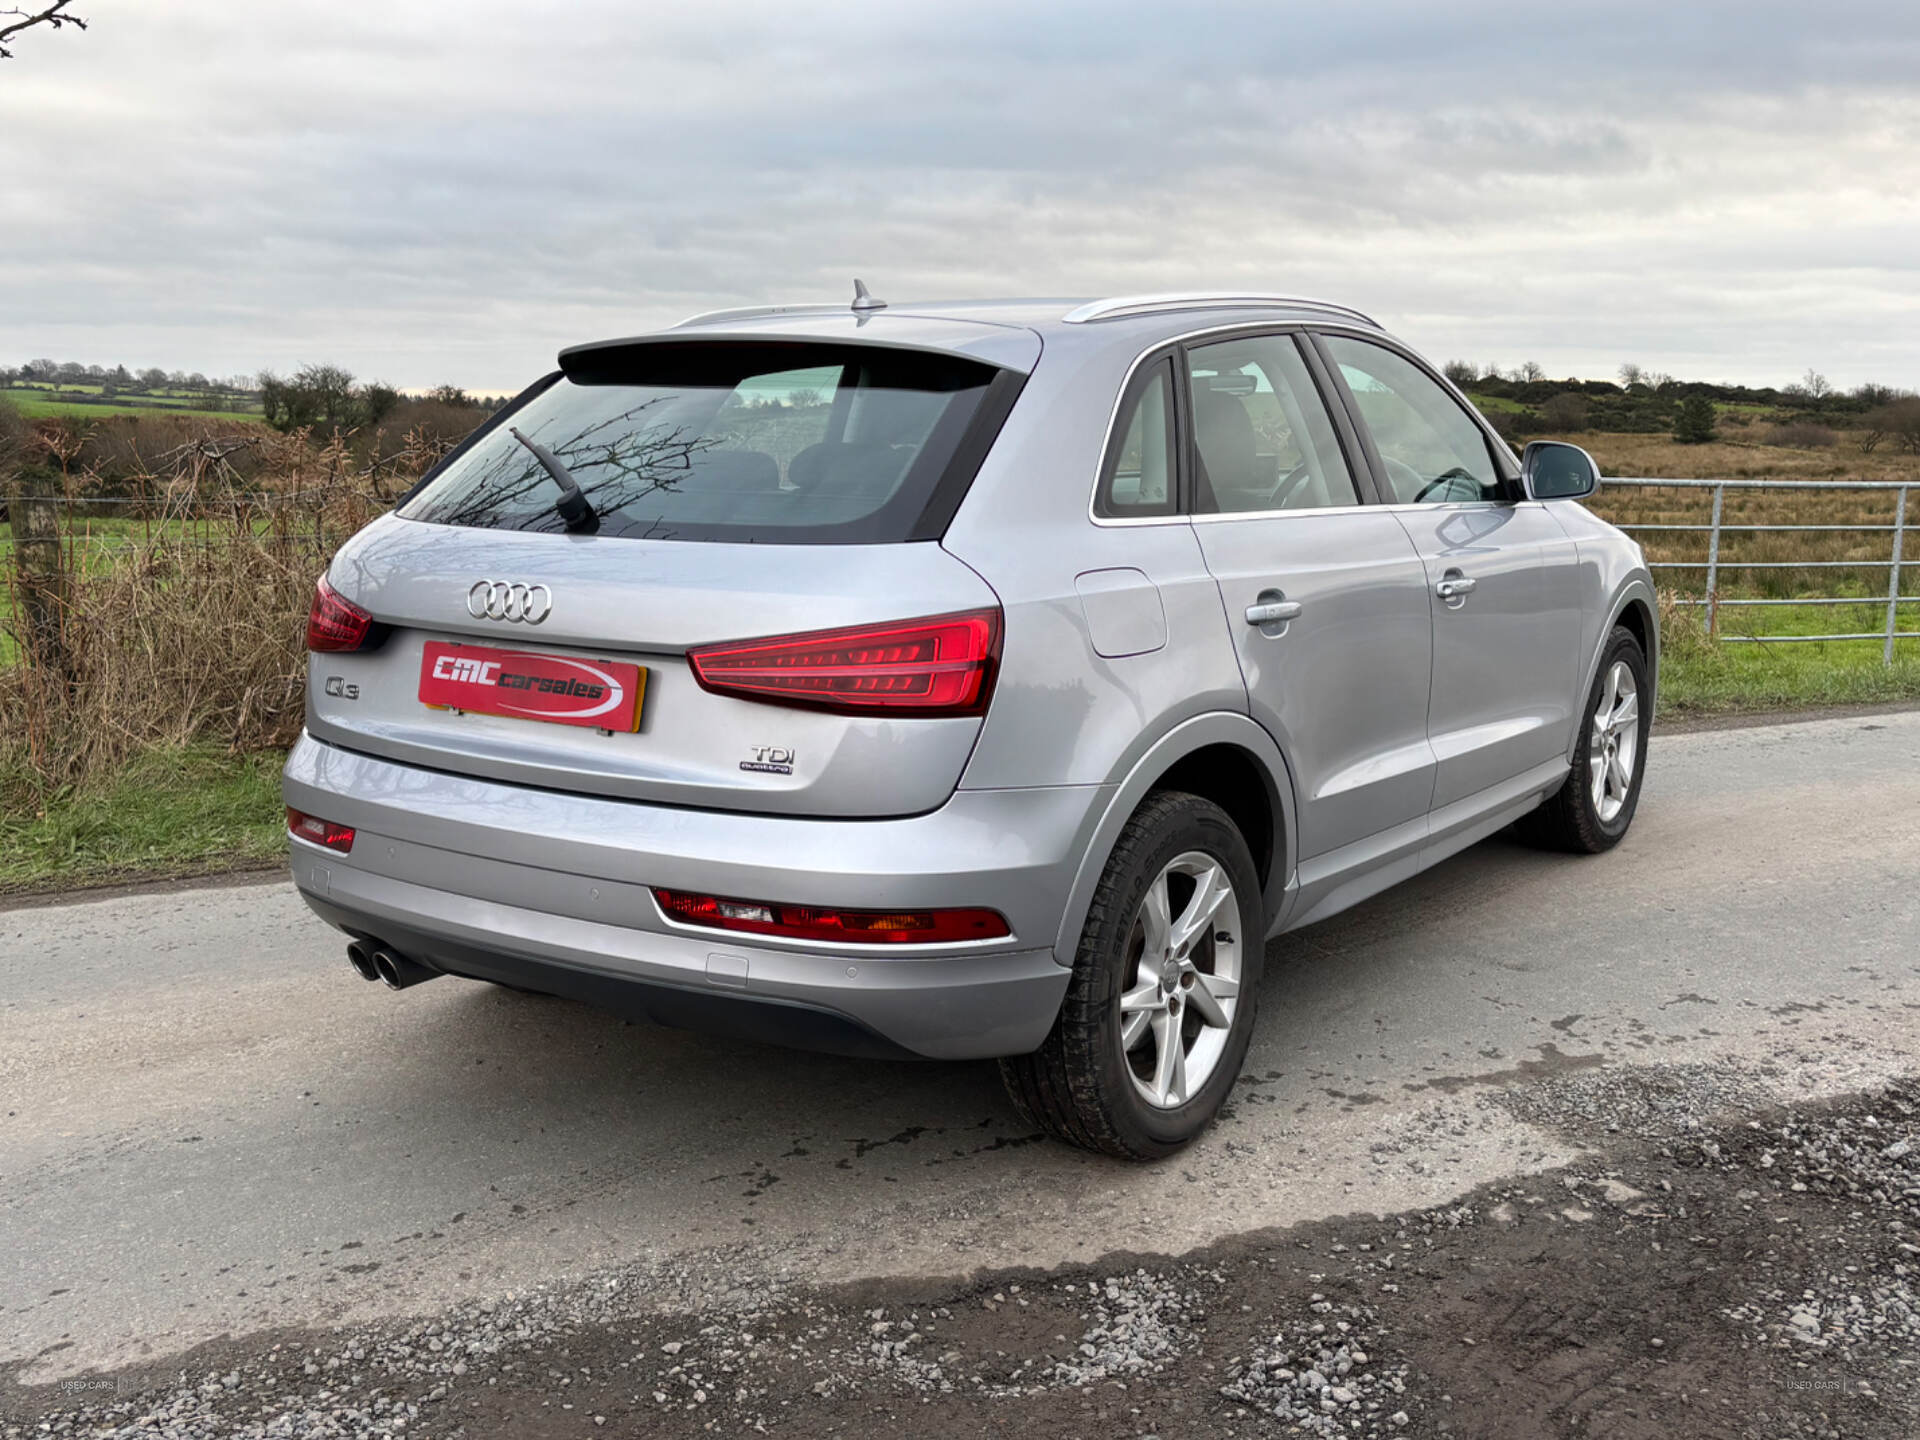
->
[1447,361,1914,442]
[256,363,509,434]
[4,358,259,396]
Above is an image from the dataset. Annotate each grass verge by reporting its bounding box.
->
[0,745,285,895]
[1655,593,1920,714]
[1659,643,1920,714]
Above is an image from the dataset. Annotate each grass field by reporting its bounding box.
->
[1466,391,1529,414]
[2,390,264,423]
[0,515,267,567]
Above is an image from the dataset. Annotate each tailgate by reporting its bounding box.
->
[306,515,1000,817]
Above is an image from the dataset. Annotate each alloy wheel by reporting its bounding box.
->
[1588,659,1640,824]
[1117,851,1242,1109]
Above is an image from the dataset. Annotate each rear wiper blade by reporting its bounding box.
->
[508,427,599,533]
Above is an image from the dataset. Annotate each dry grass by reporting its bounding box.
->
[1579,431,1920,484]
[1573,433,1919,608]
[1,424,445,797]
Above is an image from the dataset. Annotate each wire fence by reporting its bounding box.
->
[1,481,389,788]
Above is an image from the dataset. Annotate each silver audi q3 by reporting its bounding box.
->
[286,288,1655,1159]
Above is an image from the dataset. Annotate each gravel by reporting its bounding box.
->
[11,1068,1920,1439]
[1218,1298,1412,1437]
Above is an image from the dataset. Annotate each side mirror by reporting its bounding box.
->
[1521,440,1600,501]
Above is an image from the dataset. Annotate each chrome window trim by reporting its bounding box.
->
[1189,502,1372,524]
[1088,319,1393,530]
[1187,498,1541,525]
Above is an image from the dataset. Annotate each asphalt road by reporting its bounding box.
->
[4,710,1918,1384]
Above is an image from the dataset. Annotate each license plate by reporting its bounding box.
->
[418,641,646,732]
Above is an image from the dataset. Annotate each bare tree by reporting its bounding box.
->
[1800,368,1832,400]
[1885,397,1920,457]
[1618,362,1644,389]
[1517,360,1545,383]
[0,1,86,60]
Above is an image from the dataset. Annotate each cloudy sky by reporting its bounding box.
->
[3,1,1917,391]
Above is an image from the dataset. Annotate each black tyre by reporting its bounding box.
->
[1000,790,1264,1161]
[1518,625,1650,853]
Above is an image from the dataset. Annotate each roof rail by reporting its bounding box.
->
[672,303,846,329]
[1061,293,1380,328]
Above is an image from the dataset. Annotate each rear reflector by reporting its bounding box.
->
[307,575,377,652]
[654,888,1010,945]
[687,608,1000,716]
[287,807,355,854]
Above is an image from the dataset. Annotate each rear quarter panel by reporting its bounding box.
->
[940,327,1248,793]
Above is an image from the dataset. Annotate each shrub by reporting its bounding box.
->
[1539,393,1590,432]
[1482,407,1522,441]
[1674,395,1717,444]
[1762,421,1836,449]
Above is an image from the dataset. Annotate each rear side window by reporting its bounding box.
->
[1187,334,1358,513]
[400,342,1007,544]
[1096,359,1177,518]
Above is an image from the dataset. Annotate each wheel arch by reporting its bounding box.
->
[1568,576,1659,761]
[1052,712,1297,966]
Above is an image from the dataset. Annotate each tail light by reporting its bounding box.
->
[307,575,378,652]
[654,888,1010,945]
[688,608,1000,716]
[287,807,355,853]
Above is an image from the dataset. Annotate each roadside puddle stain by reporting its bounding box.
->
[850,1126,929,1159]
[1768,1000,1829,1017]
[1402,1043,1606,1095]
[1660,993,1719,1009]
[1322,1089,1387,1110]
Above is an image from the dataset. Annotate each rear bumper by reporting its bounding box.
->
[283,732,1096,1059]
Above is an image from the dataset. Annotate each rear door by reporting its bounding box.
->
[1180,331,1437,862]
[1315,332,1585,811]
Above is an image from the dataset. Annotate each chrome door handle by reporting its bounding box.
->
[1434,573,1477,603]
[1245,597,1303,626]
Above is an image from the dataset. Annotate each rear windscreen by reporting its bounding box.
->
[399,341,1006,544]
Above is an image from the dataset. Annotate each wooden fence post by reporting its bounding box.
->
[8,484,68,677]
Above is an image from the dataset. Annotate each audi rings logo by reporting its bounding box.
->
[467,580,553,624]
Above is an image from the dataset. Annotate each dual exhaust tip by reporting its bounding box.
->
[346,939,439,991]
